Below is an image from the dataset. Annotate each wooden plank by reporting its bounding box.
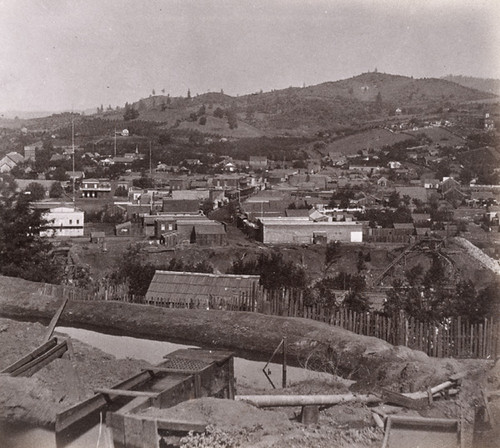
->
[388,415,459,429]
[12,340,68,377]
[381,415,392,448]
[1,338,58,374]
[155,419,207,433]
[95,388,159,398]
[381,388,427,410]
[43,296,69,343]
[142,418,159,448]
[144,367,200,375]
[55,370,153,433]
[124,415,145,448]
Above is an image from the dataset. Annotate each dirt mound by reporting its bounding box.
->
[0,318,149,427]
[140,397,384,448]
[141,397,293,434]
[0,376,57,427]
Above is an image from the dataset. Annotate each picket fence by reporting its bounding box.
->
[40,282,499,359]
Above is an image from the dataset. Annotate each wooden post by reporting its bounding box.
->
[282,337,287,389]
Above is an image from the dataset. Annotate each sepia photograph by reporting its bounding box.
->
[0,1,499,447]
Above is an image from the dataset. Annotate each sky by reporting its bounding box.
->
[0,0,499,113]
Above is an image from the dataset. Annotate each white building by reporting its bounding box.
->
[259,216,363,244]
[40,206,85,237]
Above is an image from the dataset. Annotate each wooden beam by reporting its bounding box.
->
[11,340,68,377]
[138,417,207,433]
[43,297,69,343]
[235,393,380,407]
[55,370,153,433]
[95,388,158,398]
[389,415,459,429]
[381,388,427,410]
[1,338,57,374]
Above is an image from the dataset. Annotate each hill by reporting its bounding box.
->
[126,72,498,135]
[17,72,497,138]
[442,75,500,96]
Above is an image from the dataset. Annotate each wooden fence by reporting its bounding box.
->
[39,282,498,359]
[39,283,134,303]
[263,288,499,359]
[144,289,258,312]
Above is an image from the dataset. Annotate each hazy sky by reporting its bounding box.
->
[1,0,499,112]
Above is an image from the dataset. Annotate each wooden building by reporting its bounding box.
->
[144,271,261,310]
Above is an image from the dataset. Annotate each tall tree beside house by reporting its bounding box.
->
[49,181,64,198]
[0,175,61,283]
[24,182,46,201]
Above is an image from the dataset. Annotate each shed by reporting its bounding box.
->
[90,231,105,243]
[194,222,227,246]
[144,271,261,310]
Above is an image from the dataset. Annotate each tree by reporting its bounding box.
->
[230,250,308,290]
[187,88,191,99]
[49,182,64,198]
[387,191,401,208]
[48,166,70,181]
[324,241,341,273]
[0,176,61,283]
[226,109,238,129]
[110,245,156,299]
[199,116,207,126]
[123,105,139,121]
[375,92,383,113]
[133,175,155,189]
[114,185,128,197]
[213,107,225,119]
[24,182,46,201]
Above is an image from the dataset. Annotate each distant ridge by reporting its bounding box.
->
[442,75,500,95]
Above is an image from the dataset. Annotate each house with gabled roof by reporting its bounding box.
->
[0,152,24,173]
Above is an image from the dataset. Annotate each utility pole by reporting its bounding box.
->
[114,127,117,157]
[72,119,75,204]
[149,141,152,174]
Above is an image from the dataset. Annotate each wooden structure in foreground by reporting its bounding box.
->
[55,348,234,448]
[381,415,461,448]
[1,337,68,377]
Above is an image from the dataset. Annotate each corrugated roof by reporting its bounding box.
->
[145,271,260,302]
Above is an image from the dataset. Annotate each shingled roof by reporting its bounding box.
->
[145,271,260,305]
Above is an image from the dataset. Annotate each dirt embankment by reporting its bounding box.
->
[0,275,484,393]
[0,318,150,427]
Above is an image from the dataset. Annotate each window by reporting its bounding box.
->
[69,219,72,225]
[76,220,79,224]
